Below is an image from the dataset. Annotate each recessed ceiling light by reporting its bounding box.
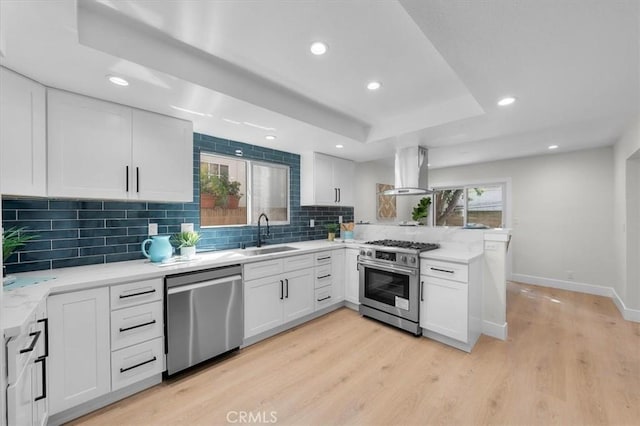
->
[367,81,382,91]
[335,144,343,149]
[548,145,559,150]
[497,96,516,106]
[427,163,431,167]
[310,42,328,55]
[107,75,129,86]
[265,135,277,140]
[170,105,212,117]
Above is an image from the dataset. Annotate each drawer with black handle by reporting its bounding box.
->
[111,337,163,391]
[110,278,163,310]
[314,287,333,311]
[111,300,163,350]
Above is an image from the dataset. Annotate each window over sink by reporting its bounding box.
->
[200,152,290,227]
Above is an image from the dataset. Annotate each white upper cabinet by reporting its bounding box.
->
[48,89,132,200]
[132,109,193,202]
[47,89,193,202]
[0,67,47,196]
[301,152,354,206]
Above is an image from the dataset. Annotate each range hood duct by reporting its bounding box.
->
[382,146,432,196]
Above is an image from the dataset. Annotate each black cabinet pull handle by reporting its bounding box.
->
[136,167,140,192]
[430,267,454,274]
[317,256,330,261]
[334,188,338,203]
[126,166,129,192]
[19,331,41,354]
[119,319,156,333]
[34,356,46,401]
[420,281,424,302]
[317,274,331,279]
[119,289,156,299]
[338,188,341,203]
[120,356,157,373]
[37,318,49,357]
[285,278,289,299]
[280,280,284,300]
[317,296,331,302]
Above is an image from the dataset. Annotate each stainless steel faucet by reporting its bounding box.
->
[257,213,270,247]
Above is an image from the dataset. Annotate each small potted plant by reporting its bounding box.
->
[326,223,339,242]
[412,196,432,225]
[171,231,200,259]
[227,179,243,209]
[3,227,36,279]
[200,169,218,209]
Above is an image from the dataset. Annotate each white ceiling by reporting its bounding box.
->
[0,0,637,168]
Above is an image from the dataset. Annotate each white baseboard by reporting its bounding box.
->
[512,273,640,323]
[482,320,507,340]
[611,288,640,322]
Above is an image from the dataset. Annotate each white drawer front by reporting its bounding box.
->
[314,287,333,311]
[315,264,332,289]
[111,301,163,351]
[315,252,332,266]
[111,337,164,391]
[111,278,163,310]
[243,259,283,281]
[6,320,37,385]
[421,259,469,283]
[283,254,315,272]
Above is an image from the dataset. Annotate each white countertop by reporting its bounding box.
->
[2,239,481,338]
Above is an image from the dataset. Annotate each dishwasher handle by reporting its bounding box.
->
[167,274,242,295]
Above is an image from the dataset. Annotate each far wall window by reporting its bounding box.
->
[434,184,505,228]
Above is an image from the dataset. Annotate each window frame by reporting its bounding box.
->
[431,179,510,229]
[199,151,291,228]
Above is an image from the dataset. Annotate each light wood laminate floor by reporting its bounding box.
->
[71,282,640,426]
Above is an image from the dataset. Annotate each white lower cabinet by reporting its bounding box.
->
[48,287,111,415]
[331,249,345,303]
[419,257,482,351]
[244,254,315,339]
[111,338,164,391]
[6,300,48,426]
[344,248,360,304]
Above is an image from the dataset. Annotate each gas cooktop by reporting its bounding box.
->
[364,239,440,252]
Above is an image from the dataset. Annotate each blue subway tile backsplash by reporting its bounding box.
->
[2,132,353,273]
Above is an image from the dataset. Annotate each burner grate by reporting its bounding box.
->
[364,239,439,252]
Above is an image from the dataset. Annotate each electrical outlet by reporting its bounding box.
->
[310,219,315,228]
[338,216,343,224]
[181,223,194,232]
[148,223,158,236]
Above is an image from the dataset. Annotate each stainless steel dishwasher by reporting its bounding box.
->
[165,264,243,376]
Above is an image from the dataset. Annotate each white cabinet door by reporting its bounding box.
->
[421,276,468,343]
[332,157,354,206]
[132,109,193,202]
[48,89,132,199]
[331,249,345,303]
[0,67,47,196]
[344,248,360,304]
[48,287,111,415]
[6,360,34,426]
[283,269,314,323]
[313,152,336,205]
[244,276,284,338]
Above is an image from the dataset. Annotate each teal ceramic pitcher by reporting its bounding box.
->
[141,235,173,263]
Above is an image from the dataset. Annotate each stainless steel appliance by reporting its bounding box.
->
[358,240,439,335]
[165,264,243,376]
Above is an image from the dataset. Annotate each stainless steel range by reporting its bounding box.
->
[358,239,439,335]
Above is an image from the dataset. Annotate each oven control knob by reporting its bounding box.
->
[400,255,407,263]
[366,250,372,257]
[409,257,416,264]
[360,250,366,256]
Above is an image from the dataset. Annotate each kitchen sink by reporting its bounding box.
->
[241,246,299,256]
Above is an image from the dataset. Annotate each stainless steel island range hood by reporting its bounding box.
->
[381,146,432,196]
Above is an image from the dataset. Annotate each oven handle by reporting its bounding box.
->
[357,259,417,276]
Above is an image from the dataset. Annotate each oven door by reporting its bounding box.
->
[358,259,419,322]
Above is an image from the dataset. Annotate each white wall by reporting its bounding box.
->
[613,115,640,312]
[428,147,615,291]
